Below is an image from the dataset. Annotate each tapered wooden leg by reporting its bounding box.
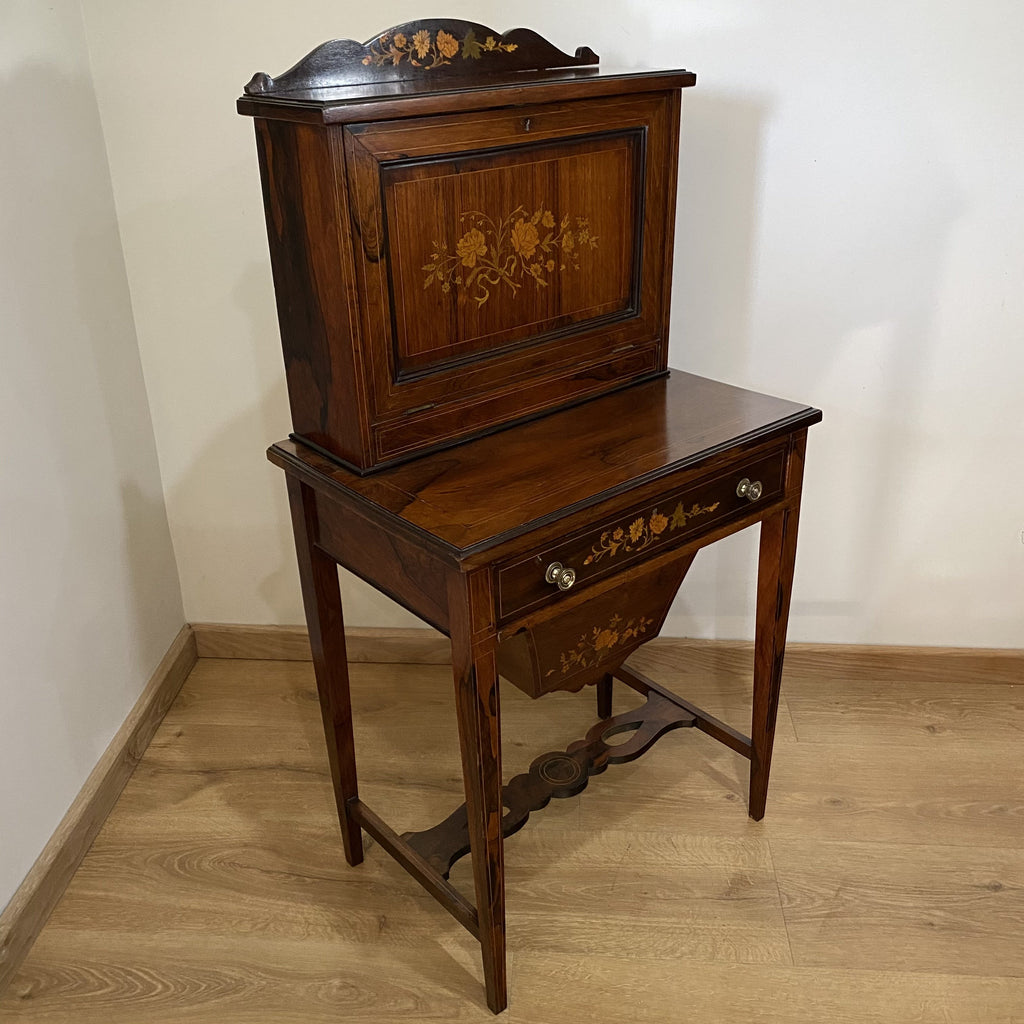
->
[448,573,506,1013]
[749,503,801,821]
[596,673,614,719]
[286,476,363,866]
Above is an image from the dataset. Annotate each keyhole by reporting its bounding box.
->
[522,117,531,132]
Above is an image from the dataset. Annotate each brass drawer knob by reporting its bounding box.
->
[544,561,577,591]
[736,477,763,502]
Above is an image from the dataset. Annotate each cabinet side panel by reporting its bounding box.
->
[255,119,369,466]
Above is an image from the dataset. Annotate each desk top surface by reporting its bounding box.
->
[269,371,821,557]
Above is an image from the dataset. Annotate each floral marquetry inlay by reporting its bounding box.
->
[423,205,599,307]
[548,613,653,677]
[362,28,517,70]
[583,500,721,566]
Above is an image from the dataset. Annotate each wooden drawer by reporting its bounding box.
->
[496,446,786,620]
[497,558,687,698]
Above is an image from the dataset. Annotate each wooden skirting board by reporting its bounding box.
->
[2,621,1020,999]
[192,621,1024,683]
[0,625,198,995]
[192,623,452,664]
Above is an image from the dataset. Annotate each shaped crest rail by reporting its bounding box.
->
[244,20,598,95]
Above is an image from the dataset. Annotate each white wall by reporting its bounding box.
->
[81,1,1024,647]
[0,2,184,913]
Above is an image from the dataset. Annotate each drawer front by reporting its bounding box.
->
[340,90,681,464]
[497,448,786,620]
[497,558,687,699]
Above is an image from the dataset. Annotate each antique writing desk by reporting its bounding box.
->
[240,22,821,1013]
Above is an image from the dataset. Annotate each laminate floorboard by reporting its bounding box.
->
[2,651,1023,1022]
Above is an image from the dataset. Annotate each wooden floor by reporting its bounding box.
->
[2,643,1023,1022]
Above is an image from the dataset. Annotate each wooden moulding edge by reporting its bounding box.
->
[0,624,198,996]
